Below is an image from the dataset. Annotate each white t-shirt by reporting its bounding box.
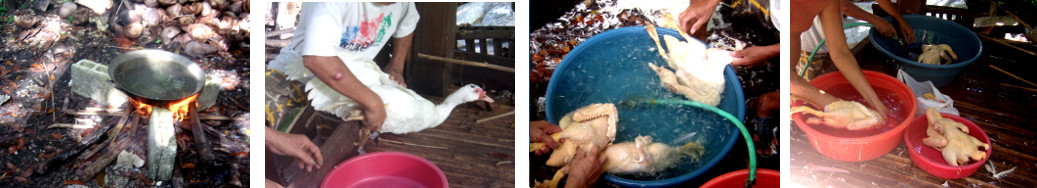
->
[270,2,420,72]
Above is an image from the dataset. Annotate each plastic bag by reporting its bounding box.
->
[456,2,514,26]
[475,3,514,26]
[897,69,959,116]
[456,2,487,26]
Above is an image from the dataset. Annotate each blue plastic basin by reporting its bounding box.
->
[869,15,982,87]
[545,26,745,187]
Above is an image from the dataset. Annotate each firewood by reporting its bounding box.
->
[190,103,215,164]
[37,118,115,174]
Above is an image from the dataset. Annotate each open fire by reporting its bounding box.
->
[129,93,200,122]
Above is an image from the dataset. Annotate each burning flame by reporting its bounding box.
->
[129,97,153,117]
[170,93,199,122]
[128,93,199,122]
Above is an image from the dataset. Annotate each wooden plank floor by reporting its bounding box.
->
[790,38,1037,187]
[276,95,516,188]
[362,97,516,188]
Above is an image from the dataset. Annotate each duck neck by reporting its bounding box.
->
[434,93,468,122]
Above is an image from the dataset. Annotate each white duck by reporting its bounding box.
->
[282,50,495,134]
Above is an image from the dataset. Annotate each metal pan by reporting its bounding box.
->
[108,50,206,101]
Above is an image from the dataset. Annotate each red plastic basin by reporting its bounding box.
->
[321,152,448,188]
[904,113,991,179]
[701,169,780,188]
[792,70,917,162]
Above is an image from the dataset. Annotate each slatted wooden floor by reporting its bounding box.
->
[363,100,516,188]
[276,96,515,188]
[790,38,1037,187]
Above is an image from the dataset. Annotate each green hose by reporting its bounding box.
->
[800,22,875,77]
[641,99,757,188]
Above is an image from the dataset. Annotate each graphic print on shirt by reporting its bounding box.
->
[340,12,393,52]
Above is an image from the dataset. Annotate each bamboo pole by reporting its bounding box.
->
[990,64,1037,87]
[476,111,515,124]
[417,53,515,72]
[975,33,1037,56]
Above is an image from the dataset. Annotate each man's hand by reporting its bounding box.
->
[678,0,721,39]
[531,120,563,156]
[266,127,324,172]
[565,145,606,188]
[731,44,780,67]
[386,68,407,88]
[895,19,914,44]
[363,102,387,132]
[388,33,413,88]
[871,19,897,39]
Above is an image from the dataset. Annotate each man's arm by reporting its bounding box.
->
[386,33,413,87]
[731,43,780,67]
[820,1,890,114]
[875,0,914,43]
[679,0,724,39]
[303,56,387,131]
[791,29,841,107]
[839,0,896,38]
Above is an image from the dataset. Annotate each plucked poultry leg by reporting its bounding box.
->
[543,103,619,166]
[922,108,989,166]
[534,103,618,188]
[790,101,884,130]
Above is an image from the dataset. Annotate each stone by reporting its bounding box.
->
[187,23,214,41]
[70,8,93,26]
[160,27,181,45]
[184,41,217,57]
[144,0,159,8]
[13,15,39,29]
[158,0,177,6]
[114,150,144,170]
[32,0,49,13]
[59,2,78,18]
[198,75,220,110]
[76,0,113,15]
[141,8,164,27]
[70,60,128,108]
[147,107,176,181]
[125,22,143,39]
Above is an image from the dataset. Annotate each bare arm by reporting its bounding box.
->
[731,43,780,67]
[876,0,914,43]
[303,56,386,131]
[791,29,841,107]
[387,33,413,87]
[840,0,896,38]
[820,2,890,114]
[678,0,724,39]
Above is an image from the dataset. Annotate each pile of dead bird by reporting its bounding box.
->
[12,0,251,57]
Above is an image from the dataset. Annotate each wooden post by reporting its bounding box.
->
[408,3,458,97]
[898,0,923,14]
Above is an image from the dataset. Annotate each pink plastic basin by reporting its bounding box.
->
[904,113,991,179]
[321,152,448,188]
[701,169,780,188]
[792,70,917,162]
